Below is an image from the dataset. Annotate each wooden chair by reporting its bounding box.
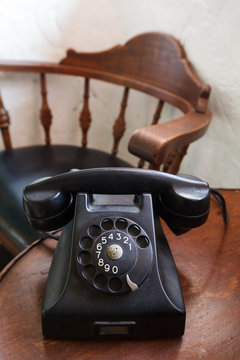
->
[0,32,211,256]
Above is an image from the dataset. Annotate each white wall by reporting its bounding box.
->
[0,0,239,188]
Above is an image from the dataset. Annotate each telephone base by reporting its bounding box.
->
[42,193,185,339]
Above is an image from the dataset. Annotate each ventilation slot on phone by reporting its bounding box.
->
[94,321,135,337]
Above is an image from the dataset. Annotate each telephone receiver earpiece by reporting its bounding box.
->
[22,168,210,233]
[23,185,74,232]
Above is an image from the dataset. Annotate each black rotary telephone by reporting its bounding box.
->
[23,168,210,339]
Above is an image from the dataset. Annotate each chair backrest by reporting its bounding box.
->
[0,32,211,171]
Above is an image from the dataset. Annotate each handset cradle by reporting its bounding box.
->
[23,168,210,234]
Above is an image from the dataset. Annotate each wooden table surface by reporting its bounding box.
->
[0,189,240,360]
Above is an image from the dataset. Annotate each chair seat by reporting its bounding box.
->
[0,145,132,252]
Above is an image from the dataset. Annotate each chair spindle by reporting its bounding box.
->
[163,145,189,174]
[40,73,52,145]
[148,162,161,171]
[138,99,164,168]
[79,78,92,148]
[152,99,164,125]
[112,87,129,156]
[0,92,12,149]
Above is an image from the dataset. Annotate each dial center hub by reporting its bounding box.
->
[107,244,123,260]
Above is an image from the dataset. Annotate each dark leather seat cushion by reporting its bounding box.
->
[0,145,132,252]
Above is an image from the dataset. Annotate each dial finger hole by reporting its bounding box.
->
[101,218,114,230]
[128,224,141,236]
[115,218,128,230]
[109,277,122,292]
[136,235,149,248]
[88,225,101,237]
[94,274,107,289]
[78,251,91,265]
[82,264,96,279]
[80,236,93,249]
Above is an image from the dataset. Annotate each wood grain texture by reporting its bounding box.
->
[163,145,189,174]
[60,33,210,113]
[40,73,52,145]
[79,78,92,147]
[0,32,211,170]
[128,109,211,168]
[0,190,239,360]
[0,92,11,149]
[112,87,129,155]
[138,99,164,168]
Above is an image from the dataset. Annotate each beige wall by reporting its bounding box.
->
[0,0,239,187]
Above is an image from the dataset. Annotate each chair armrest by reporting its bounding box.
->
[128,109,212,165]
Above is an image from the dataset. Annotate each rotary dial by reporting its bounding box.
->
[76,217,153,294]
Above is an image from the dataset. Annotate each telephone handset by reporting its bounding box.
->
[23,168,210,339]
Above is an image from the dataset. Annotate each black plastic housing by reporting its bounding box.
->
[23,168,210,235]
[42,193,186,339]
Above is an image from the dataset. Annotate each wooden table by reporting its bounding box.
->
[0,190,240,360]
